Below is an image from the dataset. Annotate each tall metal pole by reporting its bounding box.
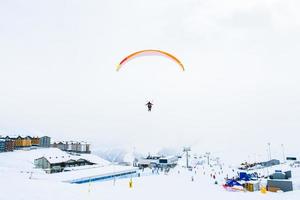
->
[183,147,191,168]
[186,150,189,168]
[206,152,210,166]
[267,143,271,160]
[281,144,285,163]
[266,148,269,176]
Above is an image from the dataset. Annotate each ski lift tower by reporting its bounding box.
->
[183,147,191,168]
[206,152,211,166]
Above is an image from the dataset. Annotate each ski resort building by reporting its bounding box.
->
[158,156,178,168]
[0,138,15,152]
[34,156,95,173]
[138,155,161,168]
[138,155,178,168]
[13,136,32,148]
[39,136,51,148]
[0,135,52,152]
[1,136,45,148]
[260,159,280,167]
[4,139,14,152]
[52,141,91,154]
[1,136,39,148]
[0,139,5,152]
[28,136,40,146]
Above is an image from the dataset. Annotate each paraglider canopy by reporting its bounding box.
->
[116,49,184,71]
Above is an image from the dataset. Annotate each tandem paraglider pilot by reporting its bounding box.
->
[146,101,153,112]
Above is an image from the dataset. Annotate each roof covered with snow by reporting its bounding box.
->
[0,148,110,171]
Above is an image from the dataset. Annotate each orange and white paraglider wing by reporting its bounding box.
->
[116,50,184,71]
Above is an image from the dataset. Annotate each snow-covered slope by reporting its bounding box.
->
[1,162,300,200]
[1,149,300,200]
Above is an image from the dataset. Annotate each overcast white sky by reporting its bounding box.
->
[0,0,300,159]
